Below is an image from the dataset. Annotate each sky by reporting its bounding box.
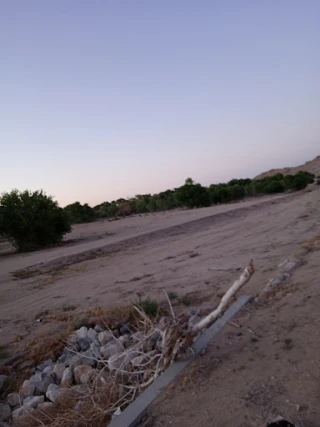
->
[1,1,319,207]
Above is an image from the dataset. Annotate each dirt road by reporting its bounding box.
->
[0,191,319,343]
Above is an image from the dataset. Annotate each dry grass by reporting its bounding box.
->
[86,304,132,328]
[300,234,320,252]
[20,330,72,367]
[62,305,77,312]
[15,380,124,427]
[289,234,320,261]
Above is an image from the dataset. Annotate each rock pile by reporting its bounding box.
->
[1,307,214,425]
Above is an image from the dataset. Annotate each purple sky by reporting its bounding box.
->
[1,1,319,206]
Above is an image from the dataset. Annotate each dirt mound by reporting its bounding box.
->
[255,155,320,179]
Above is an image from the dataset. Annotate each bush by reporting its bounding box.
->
[116,203,133,217]
[176,178,211,208]
[263,180,285,194]
[64,202,95,223]
[0,190,71,252]
[134,297,158,317]
[289,171,314,190]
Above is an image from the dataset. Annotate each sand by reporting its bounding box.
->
[0,188,319,426]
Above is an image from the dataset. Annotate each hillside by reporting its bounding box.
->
[255,155,320,179]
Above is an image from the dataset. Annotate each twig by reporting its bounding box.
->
[192,260,255,333]
[228,321,241,328]
[164,289,175,318]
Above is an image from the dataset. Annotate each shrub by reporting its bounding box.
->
[167,291,178,300]
[263,180,285,194]
[134,297,158,317]
[0,190,71,252]
[64,201,95,223]
[176,178,211,208]
[290,171,314,190]
[116,203,133,217]
[180,294,192,306]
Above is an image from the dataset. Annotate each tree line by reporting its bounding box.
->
[65,171,314,221]
[0,171,314,251]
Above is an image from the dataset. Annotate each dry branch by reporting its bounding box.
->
[192,260,254,333]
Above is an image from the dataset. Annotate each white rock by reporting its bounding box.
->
[46,383,63,403]
[67,333,79,346]
[76,326,88,340]
[108,351,140,371]
[12,406,33,420]
[20,379,35,398]
[87,328,97,342]
[23,395,44,409]
[111,407,122,419]
[119,334,132,348]
[100,341,122,359]
[60,367,73,388]
[7,392,21,408]
[43,365,54,375]
[37,359,53,371]
[157,316,172,331]
[53,363,66,383]
[131,354,149,367]
[95,372,109,387]
[68,355,82,369]
[94,324,103,333]
[73,365,96,385]
[37,401,54,411]
[278,259,299,272]
[79,350,97,367]
[141,331,161,352]
[0,404,11,422]
[78,338,90,351]
[29,373,42,385]
[131,331,143,342]
[98,331,114,346]
[35,373,55,395]
[90,342,101,359]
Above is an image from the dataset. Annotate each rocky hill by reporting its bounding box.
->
[255,155,320,179]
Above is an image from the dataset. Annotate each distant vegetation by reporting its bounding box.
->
[0,171,314,251]
[64,202,96,224]
[74,171,314,223]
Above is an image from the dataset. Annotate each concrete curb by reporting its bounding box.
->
[108,295,253,427]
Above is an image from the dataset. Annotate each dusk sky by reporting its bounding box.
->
[1,1,319,207]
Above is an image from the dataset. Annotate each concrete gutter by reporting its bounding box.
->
[109,295,253,427]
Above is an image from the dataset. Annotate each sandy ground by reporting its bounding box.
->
[0,188,320,425]
[147,250,320,427]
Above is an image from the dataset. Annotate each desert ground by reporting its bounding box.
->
[1,187,320,426]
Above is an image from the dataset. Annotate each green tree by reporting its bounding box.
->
[64,202,95,223]
[0,190,71,252]
[263,180,285,194]
[290,171,314,190]
[107,203,118,217]
[135,199,148,213]
[176,179,211,208]
[93,202,110,218]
